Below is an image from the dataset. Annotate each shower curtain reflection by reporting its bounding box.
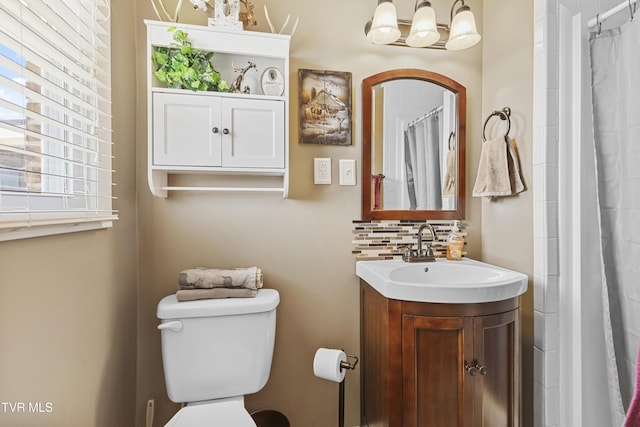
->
[403,113,442,210]
[589,15,640,427]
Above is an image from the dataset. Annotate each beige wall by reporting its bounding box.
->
[481,1,535,425]
[0,1,537,426]
[134,1,483,426]
[0,0,138,425]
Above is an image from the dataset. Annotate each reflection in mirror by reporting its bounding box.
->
[373,80,456,210]
[362,69,466,220]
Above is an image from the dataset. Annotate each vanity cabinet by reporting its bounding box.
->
[145,20,290,197]
[360,280,520,427]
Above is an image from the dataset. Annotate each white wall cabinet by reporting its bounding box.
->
[153,92,284,169]
[220,97,285,168]
[145,20,290,197]
[152,92,222,167]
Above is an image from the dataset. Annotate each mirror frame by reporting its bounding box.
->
[362,68,466,220]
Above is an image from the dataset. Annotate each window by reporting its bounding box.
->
[0,0,115,241]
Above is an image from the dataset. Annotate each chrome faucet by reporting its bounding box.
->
[401,223,437,262]
[417,223,436,256]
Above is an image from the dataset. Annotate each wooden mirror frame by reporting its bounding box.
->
[362,68,466,220]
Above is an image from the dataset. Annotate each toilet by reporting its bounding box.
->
[157,289,280,427]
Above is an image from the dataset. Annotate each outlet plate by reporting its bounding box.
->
[314,158,331,184]
[339,159,356,186]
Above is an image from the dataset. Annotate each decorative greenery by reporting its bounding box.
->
[151,27,229,92]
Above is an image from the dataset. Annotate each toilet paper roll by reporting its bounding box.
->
[313,348,347,383]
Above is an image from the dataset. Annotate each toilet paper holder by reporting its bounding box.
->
[314,349,359,427]
[337,352,358,427]
[340,353,359,372]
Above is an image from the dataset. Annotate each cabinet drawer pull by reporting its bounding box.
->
[223,128,230,135]
[212,127,219,134]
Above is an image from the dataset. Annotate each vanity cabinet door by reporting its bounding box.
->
[402,315,474,427]
[472,309,520,427]
[360,281,521,427]
[221,98,285,168]
[152,92,222,167]
[401,309,520,427]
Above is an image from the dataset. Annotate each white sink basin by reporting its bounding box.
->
[356,258,528,303]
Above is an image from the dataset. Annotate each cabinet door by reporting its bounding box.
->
[402,315,474,427]
[153,93,222,167]
[473,309,519,427]
[221,98,285,168]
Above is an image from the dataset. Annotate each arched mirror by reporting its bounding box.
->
[362,69,466,220]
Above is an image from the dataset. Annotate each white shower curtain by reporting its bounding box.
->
[589,16,640,427]
[404,115,442,210]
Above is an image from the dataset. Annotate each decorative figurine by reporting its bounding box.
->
[187,0,257,29]
[230,61,257,94]
[211,0,241,29]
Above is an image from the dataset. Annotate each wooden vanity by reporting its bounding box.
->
[360,280,520,427]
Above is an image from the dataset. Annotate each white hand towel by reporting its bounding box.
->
[472,136,524,198]
[506,137,525,195]
[442,148,456,196]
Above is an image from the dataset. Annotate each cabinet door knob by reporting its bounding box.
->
[476,364,488,375]
[212,127,219,134]
[465,362,478,376]
[222,128,230,135]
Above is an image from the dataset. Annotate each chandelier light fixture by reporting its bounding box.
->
[364,0,481,50]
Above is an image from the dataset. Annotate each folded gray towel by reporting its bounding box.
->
[176,288,258,301]
[178,267,263,290]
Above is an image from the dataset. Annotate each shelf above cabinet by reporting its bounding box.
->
[145,19,290,58]
[151,87,286,102]
[148,168,289,198]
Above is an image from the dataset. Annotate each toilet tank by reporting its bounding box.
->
[157,289,279,403]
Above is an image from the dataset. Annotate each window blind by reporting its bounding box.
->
[0,0,116,240]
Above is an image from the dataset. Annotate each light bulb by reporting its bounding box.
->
[445,5,481,50]
[367,1,401,45]
[406,1,440,48]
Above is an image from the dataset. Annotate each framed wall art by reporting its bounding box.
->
[298,69,352,145]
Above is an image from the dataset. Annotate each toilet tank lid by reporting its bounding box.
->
[157,289,280,319]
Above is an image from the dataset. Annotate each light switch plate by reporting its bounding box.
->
[339,159,356,186]
[314,158,331,184]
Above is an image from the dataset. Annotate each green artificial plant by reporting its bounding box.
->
[151,27,229,92]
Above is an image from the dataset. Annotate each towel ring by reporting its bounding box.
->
[482,107,511,142]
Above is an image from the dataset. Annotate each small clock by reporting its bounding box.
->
[261,67,285,96]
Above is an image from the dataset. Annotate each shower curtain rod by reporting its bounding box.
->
[587,0,637,29]
[407,105,443,128]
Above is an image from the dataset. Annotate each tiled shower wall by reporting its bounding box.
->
[533,0,560,425]
[352,220,466,259]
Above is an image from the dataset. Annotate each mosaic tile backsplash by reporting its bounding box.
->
[352,220,467,260]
